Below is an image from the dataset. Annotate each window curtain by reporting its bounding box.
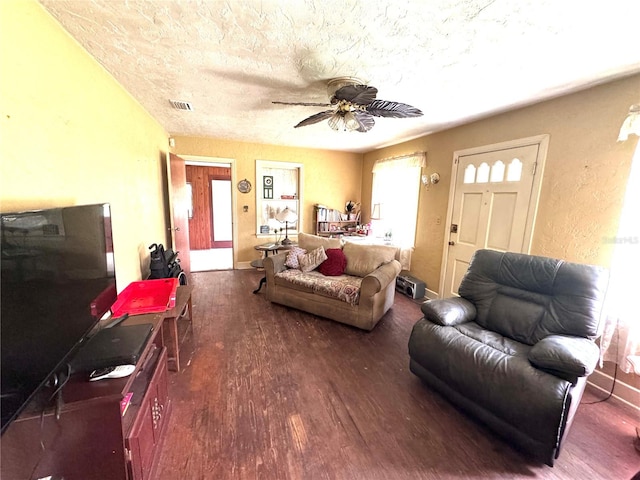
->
[371,152,425,249]
[599,109,640,374]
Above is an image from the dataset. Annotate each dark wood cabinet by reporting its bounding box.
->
[1,314,171,480]
[126,347,171,480]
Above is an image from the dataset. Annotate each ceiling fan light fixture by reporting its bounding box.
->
[343,111,360,131]
[273,77,422,133]
[327,111,360,132]
[328,113,344,131]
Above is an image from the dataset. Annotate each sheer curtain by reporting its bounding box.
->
[371,152,425,248]
[599,106,640,374]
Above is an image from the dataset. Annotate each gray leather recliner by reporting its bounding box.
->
[408,249,608,465]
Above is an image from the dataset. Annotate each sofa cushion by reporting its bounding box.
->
[274,269,362,305]
[318,248,347,276]
[298,232,342,251]
[342,242,397,277]
[285,246,306,269]
[298,246,328,272]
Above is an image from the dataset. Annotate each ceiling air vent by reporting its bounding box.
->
[169,100,193,111]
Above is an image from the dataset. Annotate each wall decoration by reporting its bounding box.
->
[237,179,252,193]
[263,175,273,199]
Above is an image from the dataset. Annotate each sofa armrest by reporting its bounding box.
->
[361,260,402,297]
[263,252,287,277]
[420,297,476,326]
[528,335,599,379]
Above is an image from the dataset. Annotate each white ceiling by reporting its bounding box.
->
[40,0,640,153]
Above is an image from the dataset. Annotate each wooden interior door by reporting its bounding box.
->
[169,153,191,275]
[441,143,541,297]
[185,164,232,250]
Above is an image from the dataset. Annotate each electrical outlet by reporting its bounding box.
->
[435,216,441,225]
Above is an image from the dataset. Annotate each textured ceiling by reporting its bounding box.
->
[39,0,640,153]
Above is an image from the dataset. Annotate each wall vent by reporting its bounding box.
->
[169,100,193,111]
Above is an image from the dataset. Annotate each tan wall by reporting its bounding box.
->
[172,136,363,263]
[0,0,170,289]
[365,75,640,294]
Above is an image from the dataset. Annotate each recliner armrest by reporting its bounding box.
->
[420,297,476,326]
[528,335,599,380]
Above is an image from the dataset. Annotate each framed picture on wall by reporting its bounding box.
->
[263,175,273,199]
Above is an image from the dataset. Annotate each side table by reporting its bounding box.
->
[162,284,194,372]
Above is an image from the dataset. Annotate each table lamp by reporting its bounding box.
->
[276,207,298,245]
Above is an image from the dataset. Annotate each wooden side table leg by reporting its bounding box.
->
[187,295,194,333]
[164,317,180,372]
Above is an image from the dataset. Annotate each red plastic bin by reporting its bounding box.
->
[111,278,179,317]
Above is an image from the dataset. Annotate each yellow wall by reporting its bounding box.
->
[0,0,170,289]
[365,74,640,294]
[172,136,363,263]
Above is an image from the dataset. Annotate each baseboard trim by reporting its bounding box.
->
[587,369,640,413]
[425,288,439,300]
[237,261,253,270]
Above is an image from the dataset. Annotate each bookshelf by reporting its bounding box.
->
[315,205,357,237]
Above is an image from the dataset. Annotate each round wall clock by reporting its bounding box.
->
[237,179,252,193]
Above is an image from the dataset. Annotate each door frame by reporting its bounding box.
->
[169,153,191,275]
[438,134,549,298]
[183,155,237,269]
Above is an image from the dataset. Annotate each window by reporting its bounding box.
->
[371,153,424,248]
[255,160,303,236]
[461,158,524,184]
[600,142,640,373]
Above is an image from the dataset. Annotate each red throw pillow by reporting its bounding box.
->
[318,248,347,276]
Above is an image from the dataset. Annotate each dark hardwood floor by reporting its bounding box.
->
[155,270,640,480]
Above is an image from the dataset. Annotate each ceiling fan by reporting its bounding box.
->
[272,77,423,132]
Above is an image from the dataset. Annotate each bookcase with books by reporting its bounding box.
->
[315,204,357,237]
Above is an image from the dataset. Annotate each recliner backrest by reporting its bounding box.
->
[458,249,608,345]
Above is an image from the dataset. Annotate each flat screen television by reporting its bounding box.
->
[1,203,116,434]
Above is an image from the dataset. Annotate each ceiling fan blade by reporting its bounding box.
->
[366,99,423,118]
[273,101,332,107]
[354,112,375,132]
[333,85,378,105]
[293,110,335,128]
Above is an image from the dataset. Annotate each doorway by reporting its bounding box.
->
[185,159,234,271]
[440,135,549,297]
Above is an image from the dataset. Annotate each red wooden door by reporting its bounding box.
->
[185,164,232,249]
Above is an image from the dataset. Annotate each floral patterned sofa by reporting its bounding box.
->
[263,233,402,331]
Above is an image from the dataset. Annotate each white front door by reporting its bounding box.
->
[441,136,548,297]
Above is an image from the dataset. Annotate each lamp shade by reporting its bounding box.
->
[276,207,298,223]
